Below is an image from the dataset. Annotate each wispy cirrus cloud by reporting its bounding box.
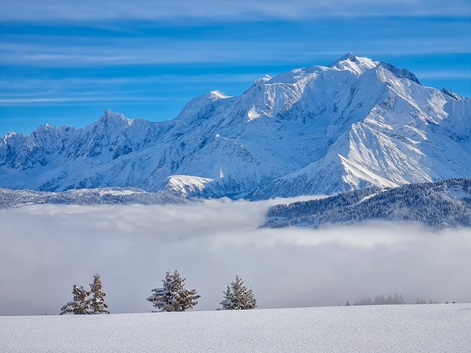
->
[414,71,471,80]
[1,2,469,136]
[2,37,470,68]
[1,0,470,22]
[0,97,185,105]
[0,40,344,67]
[0,74,261,108]
[0,74,264,90]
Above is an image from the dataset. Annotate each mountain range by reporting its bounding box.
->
[1,53,470,199]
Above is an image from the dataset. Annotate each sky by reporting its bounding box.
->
[0,0,470,136]
[1,200,470,316]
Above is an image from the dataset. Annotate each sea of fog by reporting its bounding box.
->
[1,198,470,316]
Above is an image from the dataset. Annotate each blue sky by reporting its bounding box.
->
[0,0,470,136]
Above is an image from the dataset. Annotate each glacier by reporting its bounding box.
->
[1,53,470,199]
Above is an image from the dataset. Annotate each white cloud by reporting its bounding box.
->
[0,97,181,105]
[0,74,263,91]
[1,34,469,68]
[1,0,469,22]
[1,199,470,316]
[0,40,340,67]
[414,71,471,80]
[0,73,265,107]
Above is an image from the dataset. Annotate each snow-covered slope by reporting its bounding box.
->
[265,178,471,229]
[1,304,470,353]
[1,54,470,199]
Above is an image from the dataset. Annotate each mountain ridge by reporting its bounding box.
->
[1,53,470,199]
[264,178,471,229]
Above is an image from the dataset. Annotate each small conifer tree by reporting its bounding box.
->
[60,285,90,315]
[219,275,257,310]
[88,274,110,314]
[147,270,200,312]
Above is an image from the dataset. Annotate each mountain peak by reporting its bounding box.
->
[34,123,53,133]
[330,54,420,84]
[102,109,119,119]
[330,53,378,75]
[254,75,273,85]
[2,131,20,142]
[98,110,131,126]
[209,90,231,99]
[338,52,358,62]
[176,90,231,122]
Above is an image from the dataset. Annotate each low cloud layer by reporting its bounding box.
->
[1,199,470,315]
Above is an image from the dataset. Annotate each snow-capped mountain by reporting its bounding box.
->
[264,178,471,229]
[1,53,470,199]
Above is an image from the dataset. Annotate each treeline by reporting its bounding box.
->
[0,187,181,208]
[265,178,471,229]
[60,271,256,315]
[344,294,440,306]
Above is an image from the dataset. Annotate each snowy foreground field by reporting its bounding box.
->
[1,304,470,353]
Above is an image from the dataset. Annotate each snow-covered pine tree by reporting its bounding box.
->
[88,274,110,314]
[147,270,200,312]
[219,275,257,310]
[220,285,233,310]
[60,285,90,315]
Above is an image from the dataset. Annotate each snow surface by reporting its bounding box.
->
[1,304,470,353]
